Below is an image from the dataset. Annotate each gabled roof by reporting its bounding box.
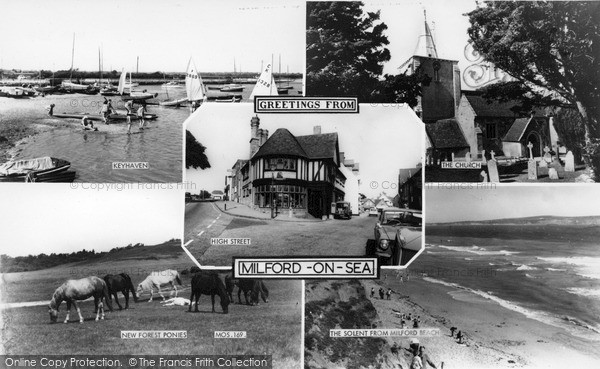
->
[253,128,307,158]
[296,132,338,160]
[463,92,520,118]
[425,118,469,149]
[503,117,531,142]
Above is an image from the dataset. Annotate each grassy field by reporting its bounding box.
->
[0,245,302,367]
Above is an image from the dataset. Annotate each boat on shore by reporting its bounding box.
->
[219,84,244,92]
[0,156,76,182]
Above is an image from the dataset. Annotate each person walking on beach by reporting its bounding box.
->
[456,330,463,344]
[371,287,375,298]
[125,100,134,134]
[419,346,437,369]
[101,98,110,124]
[410,351,423,369]
[137,103,147,130]
[450,327,457,337]
[386,288,392,300]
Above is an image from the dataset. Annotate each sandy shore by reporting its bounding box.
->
[364,271,600,368]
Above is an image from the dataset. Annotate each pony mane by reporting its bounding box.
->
[49,284,64,309]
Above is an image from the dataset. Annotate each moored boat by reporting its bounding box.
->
[0,157,75,182]
[219,84,244,93]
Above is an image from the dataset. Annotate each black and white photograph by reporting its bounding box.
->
[0,0,303,183]
[0,185,302,368]
[306,0,599,183]
[184,103,423,267]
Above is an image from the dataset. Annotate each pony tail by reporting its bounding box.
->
[124,274,138,302]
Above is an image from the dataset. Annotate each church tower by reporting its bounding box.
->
[399,11,461,123]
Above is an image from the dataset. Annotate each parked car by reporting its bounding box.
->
[334,201,352,219]
[368,207,379,216]
[367,207,422,266]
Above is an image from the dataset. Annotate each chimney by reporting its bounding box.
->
[263,129,269,143]
[258,128,265,146]
[250,115,260,157]
[313,125,321,135]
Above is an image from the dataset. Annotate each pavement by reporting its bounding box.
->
[212,200,323,222]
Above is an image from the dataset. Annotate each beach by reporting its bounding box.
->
[365,270,600,368]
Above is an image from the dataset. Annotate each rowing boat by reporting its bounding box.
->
[0,157,76,182]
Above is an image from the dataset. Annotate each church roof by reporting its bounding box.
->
[503,117,531,142]
[464,93,520,118]
[426,119,469,149]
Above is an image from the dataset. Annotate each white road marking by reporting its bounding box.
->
[207,224,213,229]
[184,239,193,247]
[211,220,217,225]
[198,231,204,237]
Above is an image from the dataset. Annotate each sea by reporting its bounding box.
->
[0,80,302,182]
[421,224,600,341]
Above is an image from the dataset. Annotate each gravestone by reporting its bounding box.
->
[539,158,548,168]
[487,159,500,182]
[565,151,575,172]
[528,159,538,180]
[548,167,559,180]
[543,146,552,163]
[527,142,534,160]
[480,170,488,183]
[465,152,471,163]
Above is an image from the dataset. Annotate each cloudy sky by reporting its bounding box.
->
[0,185,182,257]
[185,103,423,198]
[427,186,600,223]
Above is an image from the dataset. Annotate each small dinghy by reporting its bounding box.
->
[0,157,76,182]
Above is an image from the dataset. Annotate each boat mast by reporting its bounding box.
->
[69,33,75,81]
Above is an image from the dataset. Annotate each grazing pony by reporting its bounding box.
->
[189,273,230,314]
[103,273,138,309]
[225,274,236,302]
[136,269,182,302]
[48,276,113,324]
[237,279,269,305]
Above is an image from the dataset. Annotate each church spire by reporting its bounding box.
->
[414,9,438,58]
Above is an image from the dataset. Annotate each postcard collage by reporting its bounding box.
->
[1,1,599,368]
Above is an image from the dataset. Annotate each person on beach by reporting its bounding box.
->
[379,288,385,299]
[101,99,110,124]
[125,100,134,134]
[81,115,95,130]
[46,104,55,116]
[390,342,400,359]
[137,103,147,130]
[401,320,406,329]
[450,327,457,337]
[410,352,423,369]
[408,338,420,355]
[386,288,392,300]
[419,347,437,369]
[456,330,463,344]
[371,287,375,298]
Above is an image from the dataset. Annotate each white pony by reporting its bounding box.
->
[160,297,190,306]
[136,270,182,302]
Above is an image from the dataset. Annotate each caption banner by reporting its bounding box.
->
[1,355,271,369]
[254,97,359,113]
[233,257,378,279]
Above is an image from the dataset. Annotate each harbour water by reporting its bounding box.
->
[422,224,600,341]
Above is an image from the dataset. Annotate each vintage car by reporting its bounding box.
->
[368,207,422,266]
[334,201,352,219]
[368,207,379,217]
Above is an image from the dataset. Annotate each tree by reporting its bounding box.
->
[185,130,210,170]
[466,1,600,178]
[372,70,432,107]
[306,1,391,101]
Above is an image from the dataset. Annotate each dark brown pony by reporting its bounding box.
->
[103,273,138,310]
[225,274,235,302]
[189,273,230,314]
[48,276,113,323]
[237,279,269,305]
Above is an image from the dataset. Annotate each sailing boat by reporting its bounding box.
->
[60,33,94,93]
[185,57,207,108]
[249,62,278,99]
[120,71,157,101]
